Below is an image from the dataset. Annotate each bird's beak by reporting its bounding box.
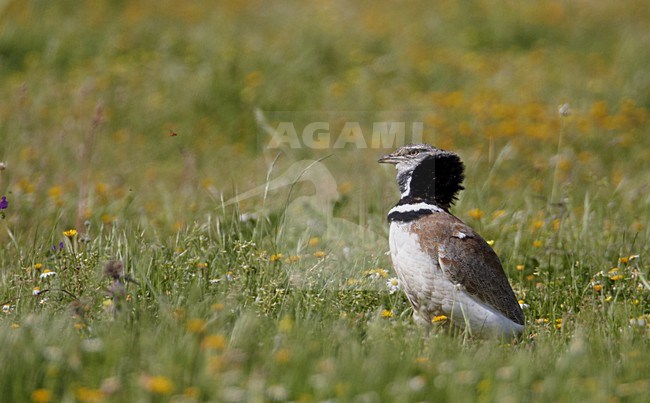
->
[378,153,401,164]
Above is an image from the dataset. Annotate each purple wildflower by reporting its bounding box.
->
[0,196,7,210]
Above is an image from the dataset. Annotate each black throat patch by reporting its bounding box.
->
[406,153,465,210]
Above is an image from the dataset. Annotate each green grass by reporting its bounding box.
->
[0,0,649,401]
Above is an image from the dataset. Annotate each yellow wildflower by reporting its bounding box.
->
[31,389,53,403]
[381,309,394,318]
[201,334,227,351]
[308,237,320,247]
[34,263,43,270]
[432,315,448,323]
[270,253,284,262]
[75,387,104,403]
[593,284,603,292]
[279,317,293,333]
[186,319,206,334]
[141,375,174,395]
[63,229,77,238]
[532,240,543,248]
[516,265,525,271]
[467,208,484,220]
[314,251,326,258]
[274,348,291,363]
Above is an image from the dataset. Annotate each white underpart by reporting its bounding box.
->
[388,202,444,215]
[389,221,524,338]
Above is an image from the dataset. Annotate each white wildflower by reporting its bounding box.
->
[386,277,401,294]
[39,269,57,279]
[558,103,571,117]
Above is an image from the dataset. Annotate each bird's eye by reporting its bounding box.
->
[408,150,420,156]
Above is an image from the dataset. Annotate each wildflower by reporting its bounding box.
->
[196,262,208,269]
[63,229,78,238]
[518,300,529,309]
[386,277,401,294]
[274,348,291,363]
[516,264,525,271]
[532,240,543,248]
[39,269,56,279]
[381,309,394,318]
[201,334,227,351]
[593,283,603,292]
[34,263,43,270]
[0,196,6,219]
[314,251,326,258]
[467,208,484,220]
[554,318,563,330]
[432,315,448,323]
[270,253,284,262]
[308,237,320,247]
[365,268,388,278]
[140,375,174,395]
[31,388,53,403]
[75,387,104,403]
[558,103,571,117]
[552,219,561,231]
[610,274,623,281]
[287,255,300,263]
[486,240,495,246]
[619,256,629,264]
[211,303,225,312]
[32,287,42,296]
[2,304,12,313]
[239,212,258,222]
[279,317,293,333]
[186,319,206,334]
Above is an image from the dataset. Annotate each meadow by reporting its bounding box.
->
[0,0,649,401]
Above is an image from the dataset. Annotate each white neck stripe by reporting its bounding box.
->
[400,176,412,198]
[389,202,444,215]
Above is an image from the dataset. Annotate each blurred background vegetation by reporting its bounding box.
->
[0,0,649,401]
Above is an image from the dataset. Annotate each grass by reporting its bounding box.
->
[0,0,649,401]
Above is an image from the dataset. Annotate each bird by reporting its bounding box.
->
[379,144,524,338]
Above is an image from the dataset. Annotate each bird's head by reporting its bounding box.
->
[379,143,465,210]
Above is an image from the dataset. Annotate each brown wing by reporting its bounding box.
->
[413,213,524,325]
